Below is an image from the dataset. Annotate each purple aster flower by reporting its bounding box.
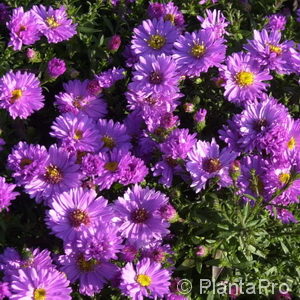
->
[108,34,121,51]
[166,294,188,300]
[59,249,118,296]
[0,70,44,119]
[222,52,272,104]
[118,152,148,185]
[55,79,107,120]
[0,3,10,25]
[197,9,229,39]
[81,153,104,176]
[173,29,226,77]
[10,267,71,299]
[129,54,180,97]
[46,187,111,242]
[47,58,66,78]
[126,90,181,115]
[32,5,77,43]
[160,128,196,159]
[7,142,48,185]
[146,111,179,134]
[0,281,11,299]
[120,258,171,300]
[50,112,101,152]
[186,139,237,192]
[97,119,131,152]
[287,45,300,75]
[96,67,125,89]
[286,119,300,153]
[0,248,53,283]
[24,144,81,203]
[265,14,286,31]
[244,29,294,74]
[75,223,123,261]
[232,97,290,155]
[7,7,40,51]
[131,18,178,56]
[113,185,170,246]
[123,45,139,68]
[0,177,18,212]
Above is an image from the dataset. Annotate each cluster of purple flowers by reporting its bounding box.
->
[7,5,77,50]
[1,0,300,298]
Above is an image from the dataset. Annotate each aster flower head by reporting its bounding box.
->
[81,153,104,176]
[50,112,101,153]
[59,249,118,296]
[108,34,121,51]
[96,67,125,89]
[222,52,272,104]
[244,29,294,74]
[160,128,197,160]
[120,258,171,300]
[118,152,149,185]
[173,29,226,77]
[46,187,111,242]
[0,177,19,212]
[55,79,107,120]
[10,267,71,300]
[97,119,131,152]
[24,144,81,203]
[0,70,44,119]
[7,7,41,51]
[120,243,138,262]
[32,5,77,43]
[47,58,66,78]
[197,9,229,39]
[234,97,290,154]
[75,223,123,261]
[265,14,286,31]
[7,142,48,185]
[186,139,237,192]
[131,18,178,56]
[129,54,180,97]
[113,185,170,246]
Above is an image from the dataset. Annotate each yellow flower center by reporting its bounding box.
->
[136,274,152,287]
[269,44,282,54]
[46,16,60,28]
[44,165,63,184]
[235,71,255,86]
[191,44,206,58]
[104,161,118,172]
[77,254,98,272]
[279,173,290,184]
[74,130,83,140]
[287,137,296,150]
[102,135,116,149]
[148,34,166,50]
[33,288,46,300]
[164,14,175,23]
[10,89,23,103]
